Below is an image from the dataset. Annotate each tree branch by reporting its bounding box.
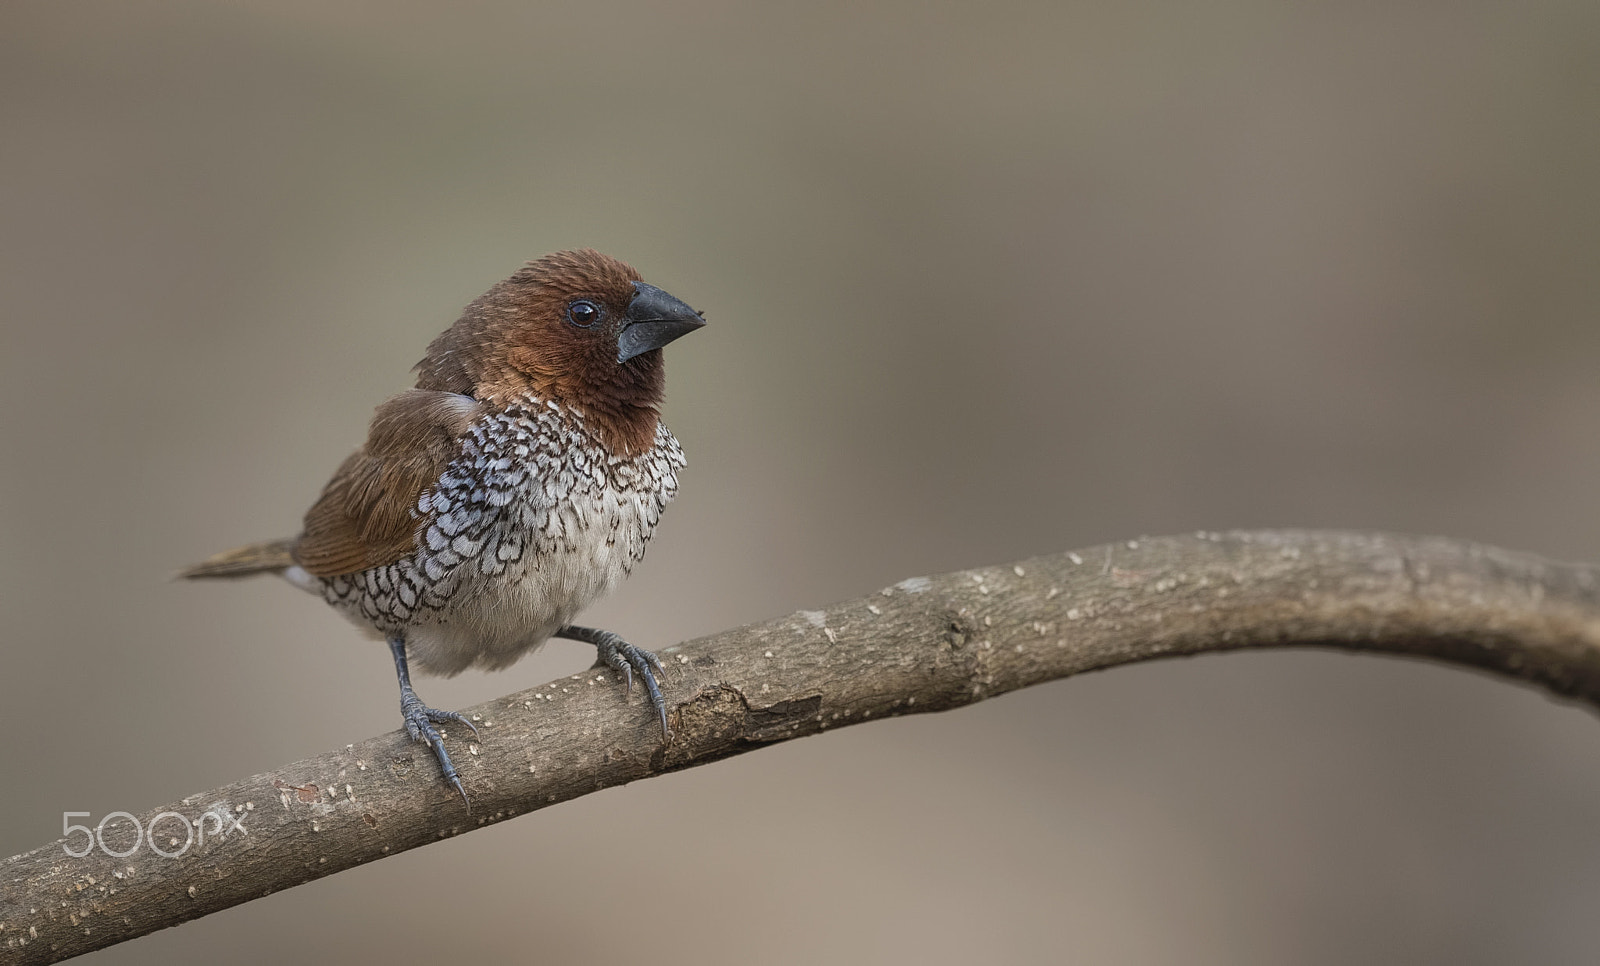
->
[5,530,1600,963]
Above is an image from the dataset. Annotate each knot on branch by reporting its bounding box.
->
[660,685,826,770]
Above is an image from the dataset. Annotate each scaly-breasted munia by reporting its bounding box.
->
[182,250,705,803]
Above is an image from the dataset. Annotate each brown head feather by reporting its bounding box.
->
[414,250,667,455]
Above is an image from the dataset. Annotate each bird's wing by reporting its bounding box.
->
[293,389,484,578]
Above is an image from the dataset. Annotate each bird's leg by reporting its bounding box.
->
[554,625,671,740]
[388,634,480,808]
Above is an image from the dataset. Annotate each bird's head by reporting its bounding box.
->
[416,249,705,453]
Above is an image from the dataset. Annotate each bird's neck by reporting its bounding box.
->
[497,367,665,458]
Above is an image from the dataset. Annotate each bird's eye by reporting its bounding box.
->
[567,299,603,328]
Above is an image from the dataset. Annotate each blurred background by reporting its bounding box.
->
[3,1,1600,963]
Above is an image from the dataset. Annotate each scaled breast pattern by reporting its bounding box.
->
[320,397,684,675]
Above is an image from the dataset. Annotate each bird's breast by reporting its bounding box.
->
[320,399,685,675]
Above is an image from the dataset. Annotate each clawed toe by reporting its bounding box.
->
[399,692,476,808]
[559,625,672,742]
[597,641,670,739]
[428,706,481,742]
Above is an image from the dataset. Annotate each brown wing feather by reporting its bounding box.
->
[293,389,483,578]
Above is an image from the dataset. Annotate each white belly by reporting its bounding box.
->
[402,484,659,675]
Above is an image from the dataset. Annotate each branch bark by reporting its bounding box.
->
[6,530,1600,963]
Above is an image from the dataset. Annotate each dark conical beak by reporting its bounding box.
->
[617,281,706,363]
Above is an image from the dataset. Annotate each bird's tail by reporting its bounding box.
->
[177,538,296,579]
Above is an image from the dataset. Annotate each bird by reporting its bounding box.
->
[180,249,705,805]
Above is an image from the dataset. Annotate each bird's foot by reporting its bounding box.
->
[587,631,671,740]
[399,689,481,808]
